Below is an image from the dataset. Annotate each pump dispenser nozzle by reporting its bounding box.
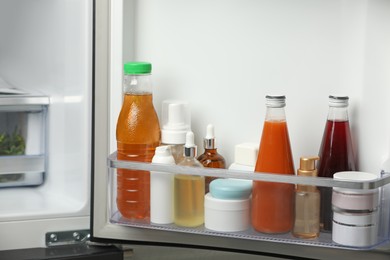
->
[184,131,197,157]
[204,124,216,149]
[298,156,320,177]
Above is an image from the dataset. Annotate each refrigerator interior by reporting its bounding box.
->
[120,0,390,172]
[93,0,390,257]
[0,0,92,250]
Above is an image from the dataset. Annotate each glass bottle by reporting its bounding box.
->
[174,131,205,227]
[116,62,161,220]
[293,156,320,239]
[197,124,226,193]
[161,100,191,164]
[317,95,356,231]
[252,95,295,233]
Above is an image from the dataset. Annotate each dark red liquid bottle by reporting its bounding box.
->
[317,95,356,231]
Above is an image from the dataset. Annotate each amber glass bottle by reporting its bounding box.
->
[116,62,161,220]
[197,124,226,193]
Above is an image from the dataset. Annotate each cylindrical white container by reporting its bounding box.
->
[151,146,175,224]
[332,211,379,247]
[332,171,379,211]
[205,193,250,232]
[332,189,379,211]
[205,178,252,232]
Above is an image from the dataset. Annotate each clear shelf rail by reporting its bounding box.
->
[107,152,390,251]
[108,152,390,190]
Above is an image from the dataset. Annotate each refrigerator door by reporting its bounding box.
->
[92,0,390,258]
[0,0,92,250]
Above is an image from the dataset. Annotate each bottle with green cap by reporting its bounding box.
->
[116,61,161,220]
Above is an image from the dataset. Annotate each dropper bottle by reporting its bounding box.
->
[293,156,320,239]
[174,131,205,227]
[198,124,226,193]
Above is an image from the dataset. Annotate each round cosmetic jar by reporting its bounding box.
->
[332,210,379,247]
[205,178,252,232]
[332,171,379,211]
[205,193,250,232]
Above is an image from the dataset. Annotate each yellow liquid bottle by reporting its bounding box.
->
[174,131,205,227]
[116,62,161,220]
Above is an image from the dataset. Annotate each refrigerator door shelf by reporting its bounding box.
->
[107,153,390,251]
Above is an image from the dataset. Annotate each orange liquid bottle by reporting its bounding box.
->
[116,62,160,220]
[252,95,295,233]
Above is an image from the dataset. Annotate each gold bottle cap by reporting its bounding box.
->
[298,156,320,177]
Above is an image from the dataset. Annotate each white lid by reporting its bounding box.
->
[228,163,255,172]
[161,100,191,144]
[333,171,379,194]
[233,143,259,167]
[333,210,379,226]
[204,193,250,211]
[151,146,176,164]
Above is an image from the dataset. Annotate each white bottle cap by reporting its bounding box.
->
[184,131,197,157]
[204,124,216,149]
[233,143,259,167]
[161,100,191,145]
[152,146,175,164]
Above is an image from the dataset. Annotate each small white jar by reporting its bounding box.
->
[333,171,379,211]
[205,179,252,232]
[332,210,379,247]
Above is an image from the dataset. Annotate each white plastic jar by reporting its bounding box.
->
[332,210,379,247]
[205,179,252,232]
[332,171,380,247]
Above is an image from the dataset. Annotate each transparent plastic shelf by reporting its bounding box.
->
[0,154,45,174]
[108,152,390,190]
[107,152,390,250]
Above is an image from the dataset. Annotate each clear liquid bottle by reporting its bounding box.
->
[161,100,191,164]
[116,62,161,220]
[317,95,356,231]
[197,124,226,193]
[174,131,205,227]
[293,156,320,239]
[252,95,295,233]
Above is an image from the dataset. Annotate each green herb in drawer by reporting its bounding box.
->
[0,128,25,155]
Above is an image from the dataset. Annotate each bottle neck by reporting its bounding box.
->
[123,74,152,94]
[297,184,318,192]
[184,146,197,158]
[327,106,349,122]
[265,106,286,121]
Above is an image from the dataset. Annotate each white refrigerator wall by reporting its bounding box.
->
[122,0,390,174]
[0,0,92,250]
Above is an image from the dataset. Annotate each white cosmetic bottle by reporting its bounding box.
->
[151,145,176,224]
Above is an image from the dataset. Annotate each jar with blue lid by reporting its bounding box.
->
[205,178,252,232]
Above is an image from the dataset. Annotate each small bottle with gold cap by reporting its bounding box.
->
[292,156,320,239]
